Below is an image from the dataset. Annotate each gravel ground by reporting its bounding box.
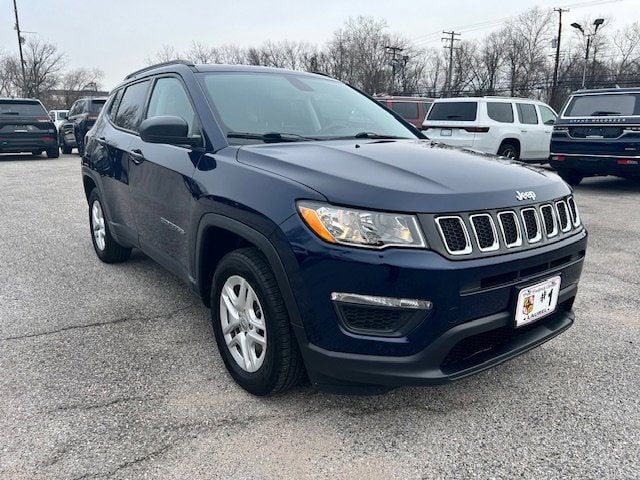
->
[0,153,638,480]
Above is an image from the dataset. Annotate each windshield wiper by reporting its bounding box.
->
[348,132,406,139]
[590,111,621,116]
[1,112,20,115]
[227,131,317,143]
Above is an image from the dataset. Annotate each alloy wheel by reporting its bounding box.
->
[219,275,267,373]
[91,200,106,251]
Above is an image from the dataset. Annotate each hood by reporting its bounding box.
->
[237,139,570,213]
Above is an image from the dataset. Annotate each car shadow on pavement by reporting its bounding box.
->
[573,176,640,193]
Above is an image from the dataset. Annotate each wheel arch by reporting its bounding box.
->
[82,174,97,201]
[498,137,521,156]
[195,214,305,328]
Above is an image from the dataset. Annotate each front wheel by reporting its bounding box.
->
[88,189,131,263]
[211,248,305,396]
[60,138,72,155]
[557,170,584,186]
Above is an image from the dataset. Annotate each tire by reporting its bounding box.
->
[211,248,305,396]
[88,189,131,263]
[557,170,584,186]
[77,137,85,156]
[497,142,519,160]
[46,148,59,159]
[31,150,42,156]
[61,140,72,155]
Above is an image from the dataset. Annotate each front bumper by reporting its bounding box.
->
[278,213,587,391]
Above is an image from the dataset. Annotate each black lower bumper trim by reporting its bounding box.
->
[298,284,577,390]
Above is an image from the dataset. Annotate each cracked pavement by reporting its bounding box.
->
[1,154,639,479]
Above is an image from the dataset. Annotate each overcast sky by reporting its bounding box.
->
[1,0,638,89]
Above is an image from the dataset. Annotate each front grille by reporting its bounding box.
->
[567,197,580,227]
[497,211,521,247]
[436,216,471,255]
[556,201,570,232]
[540,205,557,237]
[521,208,541,243]
[339,305,403,332]
[432,195,581,258]
[470,214,498,251]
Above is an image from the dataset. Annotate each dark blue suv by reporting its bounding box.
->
[82,61,587,395]
[550,88,640,185]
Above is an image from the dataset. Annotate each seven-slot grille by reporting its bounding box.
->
[434,196,581,256]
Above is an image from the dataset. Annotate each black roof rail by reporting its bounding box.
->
[125,59,195,80]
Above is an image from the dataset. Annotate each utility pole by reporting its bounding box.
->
[551,8,569,108]
[442,31,460,96]
[12,0,27,97]
[385,45,404,94]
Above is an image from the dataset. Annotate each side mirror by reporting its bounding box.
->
[139,115,200,148]
[545,119,556,126]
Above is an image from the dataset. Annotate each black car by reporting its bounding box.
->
[0,98,59,158]
[60,97,107,155]
[550,88,640,185]
[82,61,587,396]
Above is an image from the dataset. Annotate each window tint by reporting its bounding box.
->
[390,101,419,119]
[539,105,557,125]
[564,94,640,117]
[0,100,47,116]
[487,102,514,123]
[114,81,150,132]
[89,99,106,114]
[516,103,538,125]
[427,102,477,121]
[146,77,199,135]
[107,90,123,118]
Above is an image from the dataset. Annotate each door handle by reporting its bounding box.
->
[129,148,145,164]
[96,136,107,145]
[520,129,528,133]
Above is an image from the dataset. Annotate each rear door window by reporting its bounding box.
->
[538,105,557,125]
[516,103,538,125]
[427,102,477,121]
[564,93,640,117]
[390,101,419,120]
[0,100,47,116]
[487,102,514,123]
[114,81,151,132]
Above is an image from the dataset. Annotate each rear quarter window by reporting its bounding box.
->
[486,102,514,123]
[427,102,477,121]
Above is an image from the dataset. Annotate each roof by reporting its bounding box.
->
[375,95,434,101]
[0,97,41,102]
[122,60,336,85]
[432,96,548,104]
[572,87,640,94]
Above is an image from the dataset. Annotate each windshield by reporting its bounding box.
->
[199,72,417,143]
[564,93,640,117]
[0,100,47,116]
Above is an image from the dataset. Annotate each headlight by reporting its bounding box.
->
[297,201,427,249]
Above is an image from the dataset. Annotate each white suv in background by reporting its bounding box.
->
[422,97,557,162]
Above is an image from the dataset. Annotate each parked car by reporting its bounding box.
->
[422,97,558,162]
[376,96,433,128]
[60,97,107,155]
[549,87,640,185]
[48,109,68,130]
[82,61,587,396]
[0,98,59,158]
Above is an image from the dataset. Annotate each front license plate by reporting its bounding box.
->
[515,276,561,327]
[440,128,452,136]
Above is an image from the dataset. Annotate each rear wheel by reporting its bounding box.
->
[88,189,131,263]
[46,148,59,159]
[211,248,305,396]
[497,142,519,160]
[60,139,72,154]
[557,170,584,186]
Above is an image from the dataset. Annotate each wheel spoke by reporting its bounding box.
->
[223,317,240,335]
[247,330,266,348]
[248,309,265,330]
[224,284,239,307]
[237,279,248,308]
[238,333,251,370]
[221,292,240,320]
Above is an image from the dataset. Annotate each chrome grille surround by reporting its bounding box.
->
[520,208,542,243]
[497,211,523,248]
[435,216,472,256]
[469,213,499,252]
[430,195,583,259]
[540,204,558,238]
[567,196,580,227]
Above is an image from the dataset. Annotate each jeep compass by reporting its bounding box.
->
[81,61,587,395]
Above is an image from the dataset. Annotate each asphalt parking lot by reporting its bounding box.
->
[1,153,639,479]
